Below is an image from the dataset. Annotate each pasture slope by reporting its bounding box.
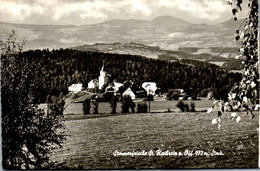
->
[51,111,258,169]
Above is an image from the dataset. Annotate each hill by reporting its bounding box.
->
[0,15,243,50]
[70,42,242,69]
[3,49,242,102]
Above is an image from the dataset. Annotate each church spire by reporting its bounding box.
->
[101,60,105,72]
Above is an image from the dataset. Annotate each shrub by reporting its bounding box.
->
[167,89,180,101]
[109,95,118,114]
[130,102,136,113]
[83,99,91,114]
[121,95,133,113]
[176,100,189,112]
[137,102,148,113]
[91,99,99,114]
[171,92,180,101]
[189,101,196,112]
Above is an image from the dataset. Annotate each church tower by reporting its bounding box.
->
[98,61,109,90]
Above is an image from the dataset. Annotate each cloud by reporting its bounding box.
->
[0,0,230,24]
[120,0,152,16]
[53,1,112,20]
[158,0,229,20]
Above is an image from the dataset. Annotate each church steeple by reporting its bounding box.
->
[100,60,106,77]
[99,60,108,89]
[101,60,105,72]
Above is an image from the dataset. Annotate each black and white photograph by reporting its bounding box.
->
[0,0,259,169]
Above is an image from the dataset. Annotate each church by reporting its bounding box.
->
[88,62,109,90]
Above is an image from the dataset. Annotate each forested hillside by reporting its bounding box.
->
[3,49,241,102]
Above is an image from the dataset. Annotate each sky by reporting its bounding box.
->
[0,0,248,25]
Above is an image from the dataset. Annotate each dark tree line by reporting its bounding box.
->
[6,48,242,102]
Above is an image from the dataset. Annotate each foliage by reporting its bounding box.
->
[176,100,197,112]
[176,101,189,112]
[121,95,133,113]
[83,99,91,115]
[1,31,66,169]
[167,89,180,101]
[91,100,99,114]
[137,102,148,113]
[130,101,136,113]
[189,101,196,112]
[228,0,259,107]
[109,95,118,114]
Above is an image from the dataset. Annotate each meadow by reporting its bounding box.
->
[51,110,259,169]
[63,97,214,115]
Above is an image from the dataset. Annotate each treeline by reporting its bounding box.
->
[3,49,242,102]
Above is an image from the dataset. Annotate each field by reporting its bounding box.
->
[63,97,214,115]
[51,110,259,169]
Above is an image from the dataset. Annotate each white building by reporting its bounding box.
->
[142,82,157,95]
[123,87,135,99]
[68,83,83,93]
[98,62,109,90]
[87,62,109,90]
[88,79,98,89]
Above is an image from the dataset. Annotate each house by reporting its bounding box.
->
[88,79,98,89]
[123,87,135,99]
[142,82,157,95]
[68,83,83,93]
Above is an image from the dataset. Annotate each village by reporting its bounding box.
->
[68,62,164,102]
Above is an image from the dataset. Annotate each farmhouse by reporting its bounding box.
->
[88,79,98,89]
[142,82,157,95]
[123,87,135,99]
[68,83,83,93]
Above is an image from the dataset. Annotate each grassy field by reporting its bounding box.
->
[51,111,259,169]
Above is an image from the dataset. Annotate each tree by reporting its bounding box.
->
[228,0,259,109]
[1,31,66,169]
[121,95,133,113]
[109,95,118,114]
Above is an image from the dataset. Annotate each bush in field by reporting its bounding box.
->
[189,101,196,112]
[1,31,66,169]
[83,99,91,114]
[91,99,99,114]
[176,100,189,112]
[121,95,133,113]
[137,102,148,113]
[130,101,136,113]
[109,95,118,114]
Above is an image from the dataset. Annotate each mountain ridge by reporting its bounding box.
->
[0,15,243,50]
